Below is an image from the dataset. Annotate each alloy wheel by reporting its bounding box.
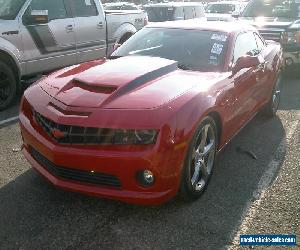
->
[190,124,216,192]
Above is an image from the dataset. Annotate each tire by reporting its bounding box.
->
[0,61,17,111]
[262,73,282,118]
[119,33,133,45]
[180,116,219,201]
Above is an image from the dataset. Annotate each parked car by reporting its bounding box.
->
[144,2,206,22]
[20,21,283,205]
[240,0,300,74]
[103,2,139,10]
[0,0,148,110]
[205,1,247,21]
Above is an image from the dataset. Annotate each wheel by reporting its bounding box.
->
[119,33,133,44]
[262,73,282,118]
[0,61,17,111]
[180,116,218,201]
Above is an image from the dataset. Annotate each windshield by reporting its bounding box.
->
[206,3,236,14]
[111,28,228,72]
[0,0,26,20]
[242,0,299,18]
[145,7,175,22]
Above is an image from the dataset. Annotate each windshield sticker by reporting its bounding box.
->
[209,55,218,65]
[211,34,228,42]
[211,43,224,55]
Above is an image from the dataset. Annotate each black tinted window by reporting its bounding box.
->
[145,7,175,22]
[233,32,259,63]
[112,28,229,72]
[173,7,184,20]
[206,3,236,14]
[195,6,205,17]
[0,0,26,20]
[28,0,67,20]
[72,0,98,17]
[184,6,194,19]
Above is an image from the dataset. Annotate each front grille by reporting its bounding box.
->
[30,147,122,188]
[258,29,284,42]
[33,111,116,145]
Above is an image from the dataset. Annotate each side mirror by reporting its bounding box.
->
[25,10,49,25]
[232,56,260,75]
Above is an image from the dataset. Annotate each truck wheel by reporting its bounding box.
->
[119,33,133,44]
[0,61,17,111]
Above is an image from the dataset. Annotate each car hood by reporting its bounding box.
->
[40,56,225,110]
[239,17,293,29]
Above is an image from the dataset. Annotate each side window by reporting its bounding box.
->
[72,0,98,17]
[184,7,193,19]
[26,0,68,21]
[232,32,258,64]
[194,6,205,17]
[173,7,184,20]
[254,33,265,53]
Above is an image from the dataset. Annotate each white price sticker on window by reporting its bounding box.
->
[211,33,228,42]
[211,43,223,55]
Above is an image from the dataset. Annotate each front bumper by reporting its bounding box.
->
[19,112,183,205]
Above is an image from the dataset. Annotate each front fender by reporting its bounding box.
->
[0,37,23,76]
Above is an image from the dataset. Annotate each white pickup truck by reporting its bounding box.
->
[0,0,148,110]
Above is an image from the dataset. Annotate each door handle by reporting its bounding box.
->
[97,22,104,29]
[66,25,73,33]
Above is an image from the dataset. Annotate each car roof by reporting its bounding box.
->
[146,20,256,34]
[144,2,203,7]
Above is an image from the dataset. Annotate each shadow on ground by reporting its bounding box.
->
[0,116,287,250]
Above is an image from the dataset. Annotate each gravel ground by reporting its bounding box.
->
[0,78,299,250]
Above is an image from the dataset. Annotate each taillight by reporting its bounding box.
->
[144,17,148,26]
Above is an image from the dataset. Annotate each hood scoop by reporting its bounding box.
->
[72,79,118,94]
[50,56,178,108]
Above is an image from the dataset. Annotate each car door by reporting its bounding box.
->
[21,0,76,75]
[253,32,272,105]
[225,32,261,137]
[69,0,107,63]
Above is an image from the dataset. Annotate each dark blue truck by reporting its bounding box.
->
[240,0,300,74]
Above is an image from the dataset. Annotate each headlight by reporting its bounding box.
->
[283,31,300,44]
[113,129,158,145]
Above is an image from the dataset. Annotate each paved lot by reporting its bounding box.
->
[0,78,299,249]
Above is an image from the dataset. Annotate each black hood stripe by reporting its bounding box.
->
[100,61,178,107]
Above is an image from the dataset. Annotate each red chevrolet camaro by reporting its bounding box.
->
[19,21,283,205]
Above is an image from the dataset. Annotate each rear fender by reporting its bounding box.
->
[113,23,137,44]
